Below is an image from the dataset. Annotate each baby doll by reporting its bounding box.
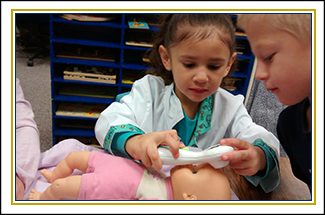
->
[28,150,231,200]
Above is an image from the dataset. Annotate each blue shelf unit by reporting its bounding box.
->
[50,13,255,146]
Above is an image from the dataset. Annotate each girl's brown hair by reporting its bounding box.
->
[146,14,237,85]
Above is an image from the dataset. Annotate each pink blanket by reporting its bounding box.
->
[24,138,238,200]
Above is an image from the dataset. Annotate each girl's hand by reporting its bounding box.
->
[219,138,266,176]
[125,130,185,171]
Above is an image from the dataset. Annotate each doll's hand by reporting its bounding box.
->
[125,130,185,171]
[219,138,266,176]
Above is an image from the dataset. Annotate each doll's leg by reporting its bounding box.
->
[41,151,91,183]
[28,175,82,200]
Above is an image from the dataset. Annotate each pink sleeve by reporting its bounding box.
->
[15,78,41,191]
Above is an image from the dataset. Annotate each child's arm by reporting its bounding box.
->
[95,76,156,154]
[220,99,280,193]
[95,75,185,166]
[15,78,41,199]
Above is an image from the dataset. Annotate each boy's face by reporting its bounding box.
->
[159,32,236,108]
[244,21,311,106]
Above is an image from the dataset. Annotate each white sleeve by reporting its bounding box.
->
[15,78,41,192]
[95,75,157,148]
[229,103,281,193]
[229,103,280,158]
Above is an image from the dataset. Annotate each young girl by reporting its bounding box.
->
[237,14,312,189]
[95,14,280,193]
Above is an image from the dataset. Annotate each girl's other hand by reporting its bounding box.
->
[219,138,266,176]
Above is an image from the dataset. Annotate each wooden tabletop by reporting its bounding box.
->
[223,157,311,200]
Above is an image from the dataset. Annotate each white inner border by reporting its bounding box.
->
[2,1,324,214]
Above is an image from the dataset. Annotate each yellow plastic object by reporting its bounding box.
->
[180,147,190,151]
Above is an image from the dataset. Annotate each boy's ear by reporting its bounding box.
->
[182,193,198,200]
[224,52,237,77]
[159,45,171,71]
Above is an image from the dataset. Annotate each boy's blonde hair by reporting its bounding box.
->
[237,14,311,44]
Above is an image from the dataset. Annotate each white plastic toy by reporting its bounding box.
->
[158,145,234,169]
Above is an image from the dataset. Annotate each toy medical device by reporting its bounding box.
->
[158,145,234,169]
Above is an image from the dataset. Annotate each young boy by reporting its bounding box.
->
[237,14,312,190]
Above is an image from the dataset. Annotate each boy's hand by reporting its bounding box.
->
[125,130,185,171]
[219,138,266,176]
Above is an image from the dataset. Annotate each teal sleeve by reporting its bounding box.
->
[251,138,277,179]
[111,132,142,159]
[103,124,145,156]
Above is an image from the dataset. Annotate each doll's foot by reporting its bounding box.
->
[40,169,55,183]
[28,189,41,200]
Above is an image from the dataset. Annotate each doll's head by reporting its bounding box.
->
[170,163,231,200]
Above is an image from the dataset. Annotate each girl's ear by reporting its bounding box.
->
[224,52,237,77]
[159,45,171,71]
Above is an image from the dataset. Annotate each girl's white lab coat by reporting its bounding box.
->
[95,75,280,193]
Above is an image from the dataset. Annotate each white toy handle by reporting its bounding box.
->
[158,145,234,169]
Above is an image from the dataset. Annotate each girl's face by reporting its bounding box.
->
[159,34,236,108]
[244,20,311,106]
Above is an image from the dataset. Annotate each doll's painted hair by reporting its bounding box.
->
[237,14,311,44]
[146,14,237,85]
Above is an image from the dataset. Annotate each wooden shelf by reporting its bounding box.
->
[50,13,255,146]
